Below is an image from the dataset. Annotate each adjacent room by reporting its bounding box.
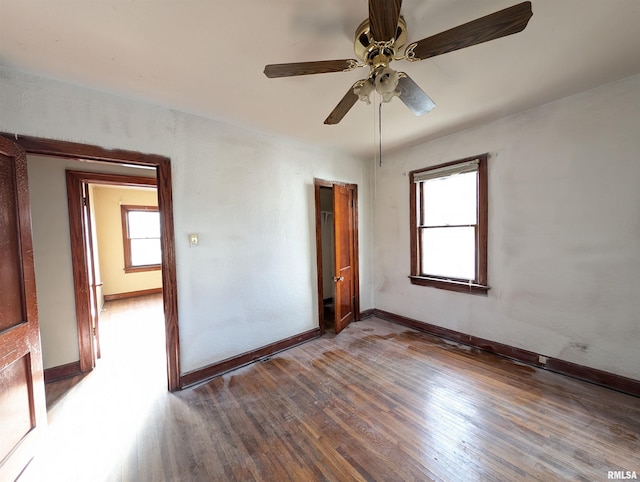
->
[1,0,639,480]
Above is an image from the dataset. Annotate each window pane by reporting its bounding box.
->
[130,239,161,266]
[421,226,475,280]
[422,171,477,226]
[128,211,160,238]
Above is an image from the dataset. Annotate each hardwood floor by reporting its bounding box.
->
[20,296,640,481]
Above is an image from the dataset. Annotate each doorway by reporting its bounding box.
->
[67,170,162,373]
[314,179,360,334]
[5,134,181,392]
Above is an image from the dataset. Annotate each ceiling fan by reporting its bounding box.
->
[264,1,533,125]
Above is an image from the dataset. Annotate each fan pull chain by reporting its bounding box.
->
[373,93,379,168]
[378,101,383,167]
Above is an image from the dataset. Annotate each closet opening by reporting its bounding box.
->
[314,179,360,335]
[319,186,336,332]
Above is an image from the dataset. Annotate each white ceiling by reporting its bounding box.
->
[2,0,640,158]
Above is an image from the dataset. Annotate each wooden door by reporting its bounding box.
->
[333,184,355,334]
[0,136,47,481]
[82,183,101,360]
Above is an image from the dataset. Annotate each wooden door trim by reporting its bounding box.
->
[66,171,94,373]
[350,184,360,320]
[3,133,181,392]
[66,171,159,374]
[313,178,360,333]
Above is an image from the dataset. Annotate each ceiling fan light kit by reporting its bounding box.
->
[264,1,533,125]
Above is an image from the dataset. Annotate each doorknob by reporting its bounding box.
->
[334,276,344,282]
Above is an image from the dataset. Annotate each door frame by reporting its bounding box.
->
[66,171,159,373]
[314,178,360,334]
[2,133,181,392]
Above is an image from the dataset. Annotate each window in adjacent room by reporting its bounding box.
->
[121,205,161,273]
[409,154,488,294]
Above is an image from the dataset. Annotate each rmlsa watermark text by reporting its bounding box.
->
[608,471,638,480]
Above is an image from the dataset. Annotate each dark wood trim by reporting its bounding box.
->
[313,178,354,188]
[477,154,488,287]
[156,157,180,392]
[375,309,479,348]
[71,172,158,187]
[1,133,169,166]
[8,134,181,392]
[180,328,322,388]
[374,309,640,398]
[544,358,640,397]
[359,309,374,319]
[409,276,489,294]
[409,154,488,293]
[120,203,132,270]
[66,171,95,374]
[123,265,162,274]
[409,179,418,277]
[44,361,82,384]
[350,183,361,321]
[120,204,161,273]
[103,288,163,302]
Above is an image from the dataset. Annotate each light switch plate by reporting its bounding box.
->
[189,233,199,247]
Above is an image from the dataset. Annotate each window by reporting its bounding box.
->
[409,154,488,294]
[121,205,161,273]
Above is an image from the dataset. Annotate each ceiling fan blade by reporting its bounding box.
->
[264,60,358,78]
[398,75,436,116]
[368,0,403,42]
[324,83,360,125]
[409,1,532,60]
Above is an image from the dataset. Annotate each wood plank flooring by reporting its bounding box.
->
[20,295,640,481]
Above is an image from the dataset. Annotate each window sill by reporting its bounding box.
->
[409,276,489,295]
[124,264,161,274]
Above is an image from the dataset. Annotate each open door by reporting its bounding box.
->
[333,184,355,334]
[0,136,47,481]
[314,179,359,334]
[82,183,101,360]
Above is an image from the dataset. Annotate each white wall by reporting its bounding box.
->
[2,67,373,374]
[374,73,640,380]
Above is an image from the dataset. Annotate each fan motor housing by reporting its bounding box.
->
[354,16,408,65]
